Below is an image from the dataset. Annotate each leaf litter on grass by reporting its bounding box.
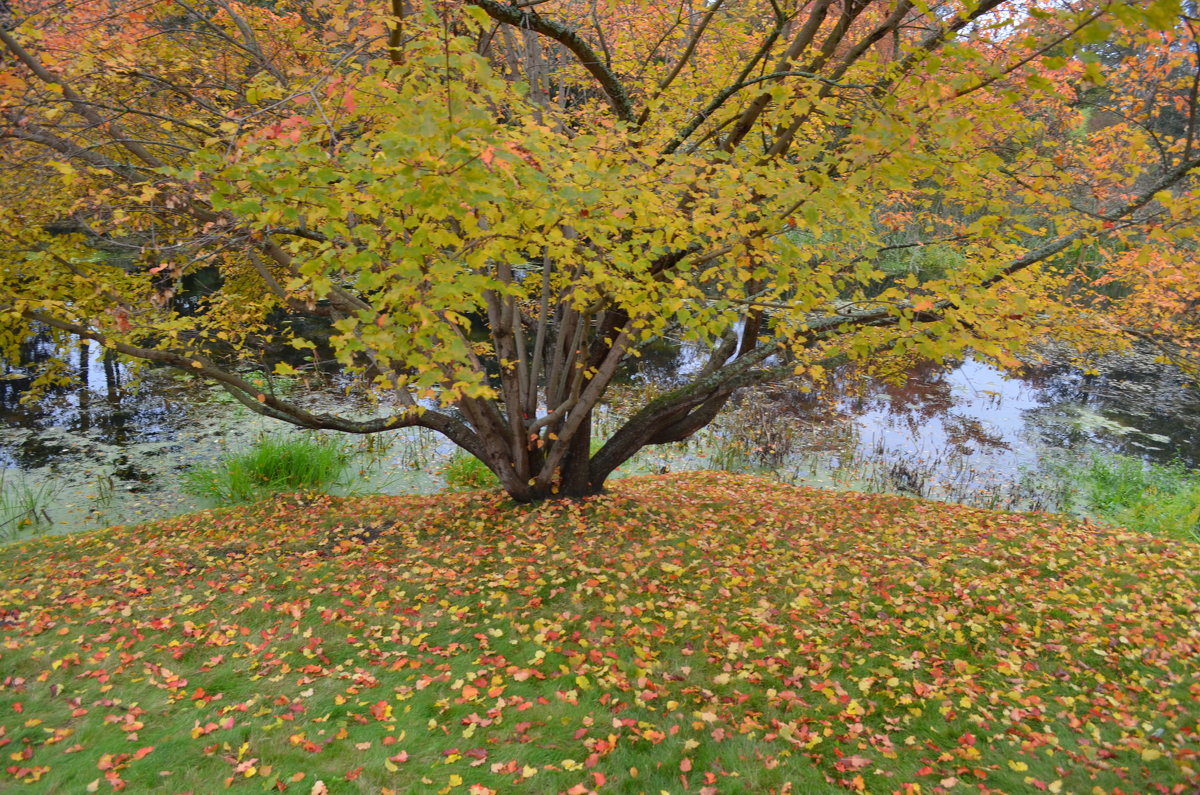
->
[1,472,1198,793]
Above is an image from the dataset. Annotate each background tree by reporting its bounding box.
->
[1,0,1197,501]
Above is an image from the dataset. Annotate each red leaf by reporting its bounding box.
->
[370,701,392,721]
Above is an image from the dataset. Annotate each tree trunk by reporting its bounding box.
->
[494,411,600,501]
[558,411,594,497]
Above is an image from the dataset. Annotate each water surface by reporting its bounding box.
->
[3,336,1197,539]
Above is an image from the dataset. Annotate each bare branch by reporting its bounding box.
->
[466,0,636,122]
[637,0,725,127]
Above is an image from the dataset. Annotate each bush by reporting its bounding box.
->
[183,434,351,504]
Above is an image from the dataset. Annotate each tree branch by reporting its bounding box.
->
[466,0,636,123]
[0,26,166,169]
[637,0,725,127]
[10,306,491,458]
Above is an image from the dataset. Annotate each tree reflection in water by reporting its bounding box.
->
[1,331,186,469]
[2,332,1199,529]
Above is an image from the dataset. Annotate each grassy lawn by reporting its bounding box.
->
[1,471,1198,793]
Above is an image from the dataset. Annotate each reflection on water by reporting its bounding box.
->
[1,334,190,469]
[1021,354,1200,467]
[624,340,1200,509]
[829,352,1195,470]
[3,331,1199,538]
[0,333,446,537]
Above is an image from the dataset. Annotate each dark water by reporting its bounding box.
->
[0,334,440,536]
[1,335,191,470]
[3,332,1198,537]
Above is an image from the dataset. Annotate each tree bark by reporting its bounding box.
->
[558,411,595,497]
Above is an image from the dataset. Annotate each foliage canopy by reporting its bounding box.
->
[2,0,1199,499]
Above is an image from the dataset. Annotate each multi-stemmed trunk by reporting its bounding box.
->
[456,306,780,502]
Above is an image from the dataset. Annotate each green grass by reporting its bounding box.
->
[0,469,57,542]
[1,472,1198,792]
[1076,454,1200,541]
[182,433,352,505]
[439,450,500,491]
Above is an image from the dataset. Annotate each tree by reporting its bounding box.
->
[1,0,1197,501]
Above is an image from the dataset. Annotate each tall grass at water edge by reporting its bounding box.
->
[439,451,500,491]
[182,416,1200,543]
[0,470,58,542]
[182,433,353,504]
[674,395,1200,540]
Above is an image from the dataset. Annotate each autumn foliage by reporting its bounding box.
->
[2,0,1199,499]
[1,473,1199,791]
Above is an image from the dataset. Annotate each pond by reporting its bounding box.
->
[2,332,1198,541]
[0,335,450,538]
[679,346,1199,511]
